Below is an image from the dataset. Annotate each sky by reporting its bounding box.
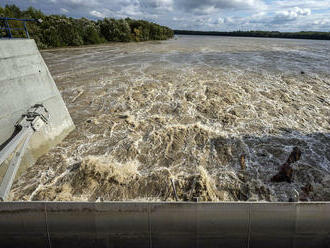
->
[1,0,330,31]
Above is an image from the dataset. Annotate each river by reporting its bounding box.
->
[11,35,330,202]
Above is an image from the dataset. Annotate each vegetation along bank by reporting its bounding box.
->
[0,5,174,49]
[175,30,330,40]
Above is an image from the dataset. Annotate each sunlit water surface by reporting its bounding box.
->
[11,35,330,202]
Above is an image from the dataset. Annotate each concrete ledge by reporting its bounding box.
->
[0,39,74,180]
[0,202,329,248]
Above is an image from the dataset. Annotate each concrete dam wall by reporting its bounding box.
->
[0,39,74,180]
[0,202,329,248]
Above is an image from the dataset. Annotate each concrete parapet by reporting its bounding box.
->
[0,202,329,248]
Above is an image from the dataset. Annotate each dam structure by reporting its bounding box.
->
[0,23,329,247]
[0,39,75,185]
[1,201,330,248]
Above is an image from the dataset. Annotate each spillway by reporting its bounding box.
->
[0,37,329,247]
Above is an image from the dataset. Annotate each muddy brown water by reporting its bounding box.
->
[10,35,330,202]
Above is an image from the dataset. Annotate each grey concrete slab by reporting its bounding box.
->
[0,202,49,248]
[0,39,74,182]
[293,203,330,248]
[45,202,98,248]
[197,203,249,248]
[295,203,330,234]
[45,202,150,248]
[149,203,197,248]
[95,202,149,248]
[0,53,42,82]
[249,203,296,248]
[0,39,36,58]
[0,202,329,248]
[293,235,329,248]
[45,202,97,233]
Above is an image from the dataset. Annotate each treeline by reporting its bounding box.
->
[0,5,174,48]
[175,30,330,40]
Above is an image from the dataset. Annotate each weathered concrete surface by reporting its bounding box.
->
[0,39,74,180]
[0,202,329,248]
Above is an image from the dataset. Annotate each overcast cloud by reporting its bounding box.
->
[1,0,330,31]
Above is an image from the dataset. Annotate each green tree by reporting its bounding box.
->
[0,4,174,48]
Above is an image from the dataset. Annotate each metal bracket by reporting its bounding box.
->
[0,104,49,201]
[0,17,42,39]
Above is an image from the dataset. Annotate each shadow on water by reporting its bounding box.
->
[206,129,330,202]
[25,128,329,202]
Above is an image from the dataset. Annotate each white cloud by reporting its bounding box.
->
[64,0,100,8]
[89,10,105,18]
[2,0,330,31]
[60,8,69,13]
[272,0,330,10]
[313,19,330,26]
[140,0,173,11]
[118,4,143,16]
[192,6,218,15]
[176,0,265,12]
[273,7,311,23]
[68,0,97,4]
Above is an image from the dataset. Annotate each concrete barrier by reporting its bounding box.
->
[0,202,329,248]
[0,39,74,180]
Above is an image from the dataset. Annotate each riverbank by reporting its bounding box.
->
[0,5,174,49]
[175,30,330,40]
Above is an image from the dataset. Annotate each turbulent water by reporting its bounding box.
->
[10,35,330,202]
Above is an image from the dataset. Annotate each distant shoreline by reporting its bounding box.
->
[174,30,330,40]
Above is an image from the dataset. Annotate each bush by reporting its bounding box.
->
[174,30,330,40]
[0,4,174,48]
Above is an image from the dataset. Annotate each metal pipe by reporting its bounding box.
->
[23,21,30,39]
[0,17,39,22]
[4,18,12,38]
[0,105,49,200]
[0,128,30,166]
[0,129,33,201]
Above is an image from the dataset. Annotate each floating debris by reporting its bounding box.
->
[71,90,84,103]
